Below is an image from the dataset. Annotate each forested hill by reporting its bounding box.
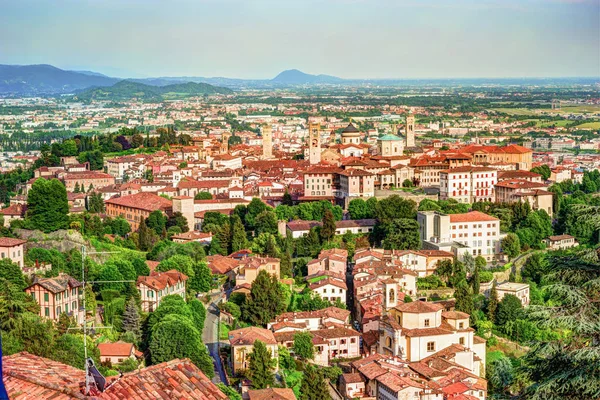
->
[0,64,119,95]
[72,80,233,101]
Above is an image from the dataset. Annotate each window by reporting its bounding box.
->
[44,307,50,317]
[44,293,49,302]
[424,319,430,327]
[350,338,356,344]
[427,342,435,352]
[56,306,61,315]
[459,322,464,329]
[459,337,465,345]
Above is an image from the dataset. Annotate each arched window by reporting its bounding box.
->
[389,288,395,302]
[386,337,392,348]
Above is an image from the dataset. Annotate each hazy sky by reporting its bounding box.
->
[1,0,598,78]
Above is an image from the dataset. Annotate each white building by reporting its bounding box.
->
[418,211,502,261]
[496,282,530,306]
[440,166,497,204]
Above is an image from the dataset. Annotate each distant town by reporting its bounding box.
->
[0,76,598,400]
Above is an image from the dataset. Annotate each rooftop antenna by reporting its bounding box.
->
[80,246,134,395]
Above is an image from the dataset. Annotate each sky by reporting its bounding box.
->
[1,0,599,79]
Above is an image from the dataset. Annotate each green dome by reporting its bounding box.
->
[378,134,403,141]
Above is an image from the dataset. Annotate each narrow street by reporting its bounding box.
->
[202,292,227,384]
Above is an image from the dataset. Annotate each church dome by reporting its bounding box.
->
[341,123,360,137]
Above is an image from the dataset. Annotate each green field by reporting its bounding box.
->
[493,105,600,116]
[575,121,600,129]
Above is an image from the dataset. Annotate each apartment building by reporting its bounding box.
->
[137,270,188,312]
[302,165,339,199]
[61,171,115,192]
[418,211,502,261]
[494,179,553,215]
[337,168,375,208]
[378,301,486,373]
[25,273,84,324]
[440,166,497,203]
[105,192,173,231]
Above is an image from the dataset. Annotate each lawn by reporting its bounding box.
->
[574,121,600,130]
[219,323,231,341]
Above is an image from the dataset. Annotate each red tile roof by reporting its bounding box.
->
[97,342,135,357]
[247,388,296,400]
[3,352,227,400]
[448,211,499,223]
[105,192,172,213]
[136,270,188,291]
[0,237,27,247]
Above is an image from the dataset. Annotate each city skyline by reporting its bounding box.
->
[1,0,599,79]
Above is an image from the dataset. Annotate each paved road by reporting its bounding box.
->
[202,292,227,384]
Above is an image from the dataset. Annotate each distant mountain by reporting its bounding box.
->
[72,70,112,78]
[271,69,344,85]
[0,64,119,95]
[73,80,233,101]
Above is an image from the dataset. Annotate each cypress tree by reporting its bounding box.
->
[488,281,499,322]
[454,278,473,316]
[320,209,336,242]
[74,182,80,193]
[300,364,330,400]
[248,340,275,389]
[231,216,248,252]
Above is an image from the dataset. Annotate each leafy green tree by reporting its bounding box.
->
[149,314,214,378]
[348,199,369,219]
[254,210,278,236]
[495,294,523,326]
[96,263,125,292]
[0,259,27,290]
[167,212,189,233]
[320,209,336,242]
[282,190,293,206]
[189,261,212,293]
[487,356,514,394]
[54,333,100,370]
[280,251,293,278]
[245,198,268,231]
[247,339,276,389]
[531,164,551,180]
[188,298,207,331]
[293,331,315,360]
[157,254,195,277]
[26,178,69,232]
[195,191,213,200]
[0,279,38,331]
[242,270,287,326]
[454,278,474,316]
[131,257,150,277]
[231,215,248,252]
[520,249,600,400]
[501,233,521,259]
[88,192,105,213]
[382,219,421,250]
[209,235,226,256]
[374,195,416,223]
[300,364,330,400]
[522,253,547,284]
[111,217,131,237]
[146,210,167,236]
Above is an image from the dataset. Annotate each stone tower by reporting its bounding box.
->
[172,196,195,232]
[262,124,273,159]
[405,114,415,148]
[221,132,231,154]
[308,121,321,165]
